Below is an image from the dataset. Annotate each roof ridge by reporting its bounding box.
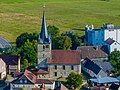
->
[24,70,36,84]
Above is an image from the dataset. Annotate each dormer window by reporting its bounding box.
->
[20,80,23,83]
[25,80,27,83]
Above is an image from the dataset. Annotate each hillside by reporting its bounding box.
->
[0,0,120,42]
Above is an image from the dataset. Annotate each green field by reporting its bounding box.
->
[0,0,120,42]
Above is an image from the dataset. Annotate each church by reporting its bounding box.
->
[37,8,81,79]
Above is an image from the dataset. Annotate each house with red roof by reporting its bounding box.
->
[11,70,55,90]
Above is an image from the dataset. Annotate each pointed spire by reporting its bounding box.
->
[38,6,50,44]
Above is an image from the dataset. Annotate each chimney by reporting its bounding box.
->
[91,25,94,29]
[17,55,21,72]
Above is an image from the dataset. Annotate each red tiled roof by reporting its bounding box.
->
[13,70,23,77]
[20,70,36,83]
[47,50,81,64]
[77,46,108,59]
[36,79,54,84]
[59,84,69,90]
[33,70,49,75]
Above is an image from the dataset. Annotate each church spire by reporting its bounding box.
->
[38,6,50,44]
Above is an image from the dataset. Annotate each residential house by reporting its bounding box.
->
[11,70,55,90]
[104,38,120,54]
[0,58,6,79]
[0,55,22,74]
[77,46,108,61]
[47,50,81,79]
[82,58,107,78]
[89,76,119,87]
[93,60,114,74]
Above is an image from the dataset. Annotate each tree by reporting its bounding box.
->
[47,25,60,39]
[19,40,37,65]
[23,59,30,69]
[16,32,38,48]
[55,36,72,50]
[110,51,120,75]
[47,25,60,49]
[63,32,82,50]
[66,72,82,90]
[2,47,20,55]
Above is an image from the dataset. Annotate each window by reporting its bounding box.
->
[54,72,57,76]
[20,80,23,83]
[46,45,49,48]
[25,80,27,83]
[43,54,45,57]
[43,45,45,51]
[63,65,65,70]
[114,48,117,51]
[62,72,66,76]
[71,66,74,70]
[54,65,57,70]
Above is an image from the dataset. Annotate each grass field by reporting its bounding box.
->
[0,0,120,42]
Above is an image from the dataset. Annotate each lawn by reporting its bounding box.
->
[0,0,120,42]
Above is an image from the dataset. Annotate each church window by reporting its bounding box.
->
[63,65,65,70]
[54,72,57,76]
[54,65,57,70]
[71,65,74,70]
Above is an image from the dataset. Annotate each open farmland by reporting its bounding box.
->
[0,0,120,42]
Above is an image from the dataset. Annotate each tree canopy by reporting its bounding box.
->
[47,25,60,39]
[16,32,38,48]
[19,40,37,65]
[55,36,72,50]
[63,32,82,50]
[66,72,82,90]
[110,51,120,71]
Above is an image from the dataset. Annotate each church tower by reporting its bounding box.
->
[38,7,51,69]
